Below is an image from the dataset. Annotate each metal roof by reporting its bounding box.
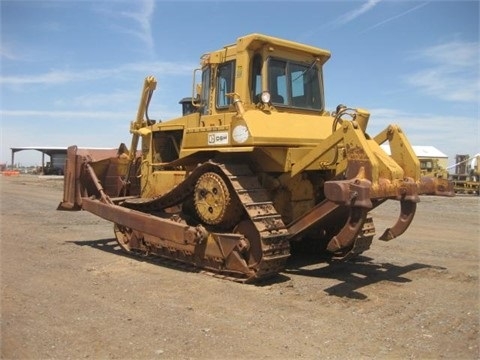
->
[10,146,117,156]
[10,147,68,156]
[380,145,448,158]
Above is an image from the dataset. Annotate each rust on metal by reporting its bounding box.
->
[379,200,417,241]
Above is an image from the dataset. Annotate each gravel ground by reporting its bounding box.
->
[1,174,479,359]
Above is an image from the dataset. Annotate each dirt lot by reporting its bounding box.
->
[1,174,479,359]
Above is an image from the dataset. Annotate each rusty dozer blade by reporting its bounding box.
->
[81,197,256,282]
[58,144,139,210]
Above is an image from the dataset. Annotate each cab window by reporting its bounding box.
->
[251,54,263,102]
[200,67,211,115]
[268,59,287,104]
[268,57,323,110]
[216,61,235,109]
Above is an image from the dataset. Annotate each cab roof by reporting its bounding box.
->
[204,33,332,65]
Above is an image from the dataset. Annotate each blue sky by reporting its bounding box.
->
[1,0,479,167]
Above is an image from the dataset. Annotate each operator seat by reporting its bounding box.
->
[271,94,284,104]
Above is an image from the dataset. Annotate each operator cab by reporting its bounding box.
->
[191,33,330,116]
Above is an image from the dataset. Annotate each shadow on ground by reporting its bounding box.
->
[285,251,445,299]
[68,238,444,299]
[68,237,205,275]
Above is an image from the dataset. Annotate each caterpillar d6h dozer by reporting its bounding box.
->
[59,34,453,283]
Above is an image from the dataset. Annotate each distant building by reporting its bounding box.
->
[10,147,68,175]
[9,146,122,175]
[381,145,448,176]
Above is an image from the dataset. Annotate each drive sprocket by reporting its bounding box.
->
[193,171,241,228]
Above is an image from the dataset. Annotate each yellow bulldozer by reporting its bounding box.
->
[59,34,453,282]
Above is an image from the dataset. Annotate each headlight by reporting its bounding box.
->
[260,91,271,104]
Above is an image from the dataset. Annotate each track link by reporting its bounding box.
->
[220,163,290,280]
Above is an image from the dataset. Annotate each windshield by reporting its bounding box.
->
[268,58,323,110]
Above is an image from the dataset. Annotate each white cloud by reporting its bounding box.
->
[414,40,478,68]
[405,40,480,103]
[67,91,137,109]
[362,2,429,33]
[336,0,382,25]
[300,0,383,38]
[96,0,156,56]
[0,43,20,61]
[0,61,195,86]
[0,106,183,125]
[0,110,126,119]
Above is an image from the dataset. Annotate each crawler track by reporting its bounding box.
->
[115,161,291,283]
